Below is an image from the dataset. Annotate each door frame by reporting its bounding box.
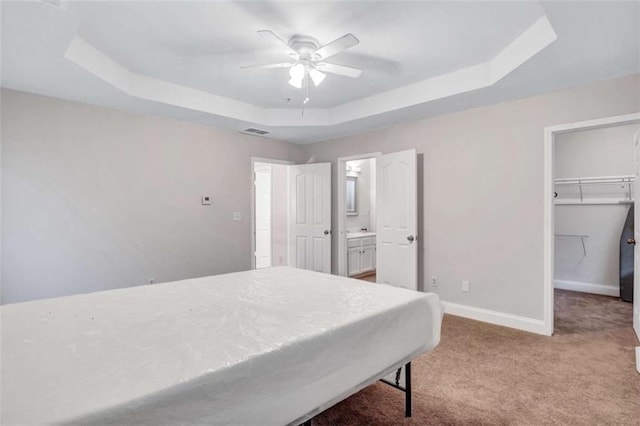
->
[634,129,640,344]
[250,157,294,270]
[543,112,640,336]
[337,152,381,277]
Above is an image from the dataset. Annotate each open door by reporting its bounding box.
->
[289,163,332,273]
[634,132,639,340]
[376,149,418,290]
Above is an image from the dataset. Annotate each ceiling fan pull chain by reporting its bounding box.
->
[303,74,310,104]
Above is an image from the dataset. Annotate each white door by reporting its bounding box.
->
[376,149,418,290]
[289,163,332,273]
[254,165,272,269]
[634,132,639,340]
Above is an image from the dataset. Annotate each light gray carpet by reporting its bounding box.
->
[315,290,639,425]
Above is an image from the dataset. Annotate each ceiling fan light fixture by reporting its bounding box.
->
[309,68,326,86]
[289,63,305,80]
[288,77,303,89]
[246,30,363,104]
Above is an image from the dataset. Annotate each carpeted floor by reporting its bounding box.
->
[315,290,639,425]
[359,273,376,283]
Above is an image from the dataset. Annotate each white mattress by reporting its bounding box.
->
[1,267,442,425]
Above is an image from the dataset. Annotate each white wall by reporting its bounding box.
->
[345,158,375,232]
[1,89,305,304]
[555,125,638,178]
[554,124,638,295]
[305,74,640,322]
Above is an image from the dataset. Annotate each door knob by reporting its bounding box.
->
[407,235,415,242]
[324,230,330,235]
[627,238,636,245]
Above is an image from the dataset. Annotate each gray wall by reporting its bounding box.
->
[2,74,639,321]
[1,89,305,303]
[555,125,638,178]
[305,74,640,321]
[554,124,639,293]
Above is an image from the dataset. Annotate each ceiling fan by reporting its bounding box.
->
[242,30,363,104]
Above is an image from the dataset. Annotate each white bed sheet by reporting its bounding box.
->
[1,267,442,425]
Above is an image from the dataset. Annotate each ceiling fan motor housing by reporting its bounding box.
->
[244,30,363,101]
[288,35,320,59]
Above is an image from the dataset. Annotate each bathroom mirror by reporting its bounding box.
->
[346,176,358,215]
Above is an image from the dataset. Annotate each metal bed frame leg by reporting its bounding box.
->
[405,362,412,417]
[301,361,413,424]
[379,362,412,417]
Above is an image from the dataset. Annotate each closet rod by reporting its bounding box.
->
[554,175,634,202]
[554,175,635,184]
[555,234,589,256]
[555,200,633,206]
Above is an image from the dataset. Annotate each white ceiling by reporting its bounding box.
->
[1,1,638,144]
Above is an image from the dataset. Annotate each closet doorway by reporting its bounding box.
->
[553,123,638,334]
[545,114,640,354]
[250,157,333,273]
[250,158,292,269]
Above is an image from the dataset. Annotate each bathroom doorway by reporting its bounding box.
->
[337,153,379,281]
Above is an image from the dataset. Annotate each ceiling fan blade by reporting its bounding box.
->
[257,30,299,59]
[316,62,363,78]
[313,33,359,60]
[241,63,293,70]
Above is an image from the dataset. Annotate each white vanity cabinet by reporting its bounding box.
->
[347,234,376,277]
[347,246,362,276]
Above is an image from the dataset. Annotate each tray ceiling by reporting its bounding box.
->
[1,1,638,143]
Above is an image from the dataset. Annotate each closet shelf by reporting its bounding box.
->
[554,175,635,205]
[555,234,589,256]
[555,199,633,206]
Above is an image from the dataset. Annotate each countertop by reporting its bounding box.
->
[346,232,377,239]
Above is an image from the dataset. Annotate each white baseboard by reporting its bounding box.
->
[442,301,547,335]
[554,279,619,297]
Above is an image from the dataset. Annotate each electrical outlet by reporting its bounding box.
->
[233,211,241,221]
[431,276,438,287]
[462,280,470,293]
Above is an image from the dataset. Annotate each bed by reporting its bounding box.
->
[1,267,443,425]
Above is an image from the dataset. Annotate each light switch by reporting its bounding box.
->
[202,196,212,205]
[233,211,242,221]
